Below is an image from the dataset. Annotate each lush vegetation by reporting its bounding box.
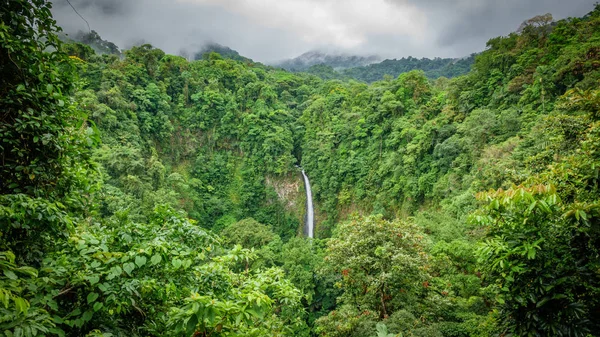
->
[62,30,121,56]
[194,43,253,63]
[279,54,475,83]
[2,1,600,336]
[341,55,476,83]
[276,51,380,72]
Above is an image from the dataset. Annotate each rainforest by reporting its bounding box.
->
[1,1,600,336]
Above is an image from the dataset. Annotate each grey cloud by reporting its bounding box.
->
[387,0,597,54]
[435,0,595,47]
[52,0,132,17]
[51,0,599,63]
[51,0,312,62]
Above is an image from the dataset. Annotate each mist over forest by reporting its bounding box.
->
[2,1,600,336]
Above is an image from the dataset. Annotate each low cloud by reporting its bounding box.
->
[179,0,427,48]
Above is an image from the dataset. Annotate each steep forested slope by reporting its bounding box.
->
[1,2,310,336]
[341,55,475,83]
[279,54,475,82]
[194,43,253,63]
[300,9,600,335]
[2,1,600,336]
[276,51,380,72]
[73,45,311,239]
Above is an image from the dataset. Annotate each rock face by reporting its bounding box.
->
[265,171,315,237]
[266,174,301,210]
[276,51,380,71]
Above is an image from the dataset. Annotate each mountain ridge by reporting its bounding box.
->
[275,50,381,71]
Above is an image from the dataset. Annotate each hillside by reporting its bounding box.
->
[60,29,121,56]
[341,54,476,82]
[193,42,253,63]
[2,1,600,337]
[276,50,380,71]
[279,52,475,82]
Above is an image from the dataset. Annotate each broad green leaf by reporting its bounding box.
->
[87,292,99,304]
[4,270,18,280]
[93,302,103,312]
[536,297,550,308]
[527,247,536,260]
[0,289,9,308]
[87,275,100,285]
[14,297,30,315]
[246,307,263,319]
[182,259,192,269]
[107,266,122,280]
[98,283,108,293]
[205,306,216,324]
[186,314,198,336]
[151,254,161,265]
[82,310,93,322]
[123,262,135,276]
[15,266,37,277]
[48,328,66,337]
[135,256,147,268]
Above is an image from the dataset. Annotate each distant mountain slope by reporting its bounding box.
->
[59,31,471,83]
[276,51,380,71]
[194,43,253,62]
[279,52,476,82]
[304,64,350,81]
[60,30,121,56]
[342,55,476,83]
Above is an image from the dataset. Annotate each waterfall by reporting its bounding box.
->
[301,170,314,238]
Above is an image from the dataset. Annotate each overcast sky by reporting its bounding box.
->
[51,0,598,63]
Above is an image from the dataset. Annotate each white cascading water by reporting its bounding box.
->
[301,170,314,238]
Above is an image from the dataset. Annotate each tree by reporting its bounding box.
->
[0,1,97,334]
[475,185,600,336]
[0,0,97,258]
[518,13,554,32]
[320,215,428,319]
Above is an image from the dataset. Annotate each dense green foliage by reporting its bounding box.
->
[276,52,380,72]
[1,2,306,336]
[280,55,474,83]
[2,1,600,336]
[62,30,121,56]
[341,55,476,83]
[194,43,253,63]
